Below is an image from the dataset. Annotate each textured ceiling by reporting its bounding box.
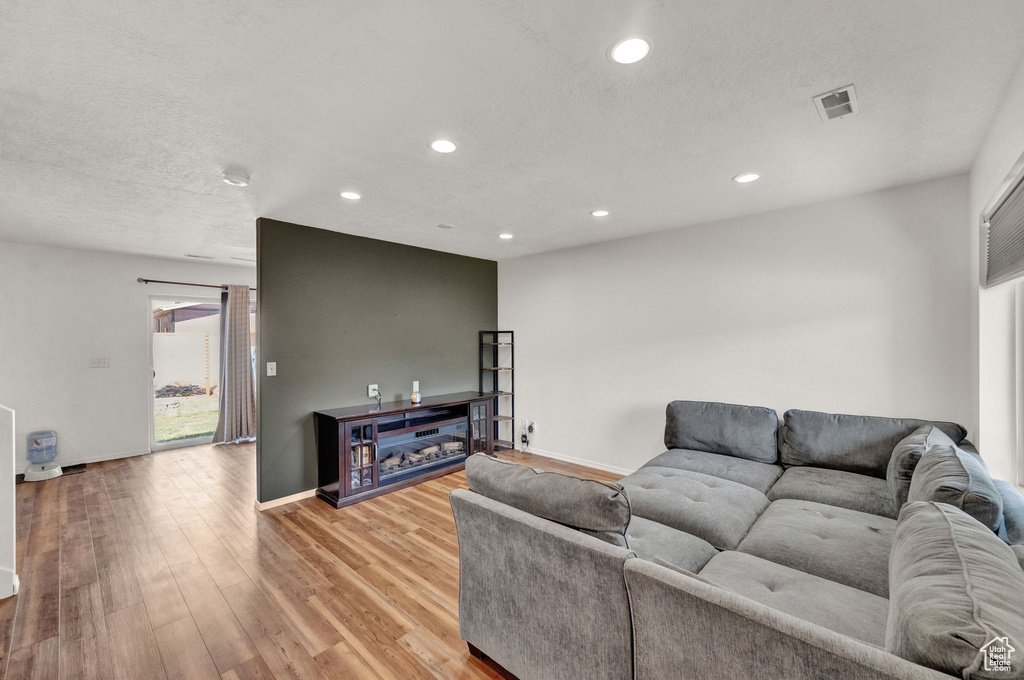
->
[3,1,1024,264]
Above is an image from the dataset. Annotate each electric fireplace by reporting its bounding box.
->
[313,391,497,508]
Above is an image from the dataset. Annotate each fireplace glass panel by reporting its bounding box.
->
[377,420,468,486]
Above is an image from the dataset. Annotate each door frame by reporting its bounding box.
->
[148,293,222,452]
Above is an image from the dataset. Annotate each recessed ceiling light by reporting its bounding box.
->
[438,223,454,230]
[591,209,610,217]
[340,191,361,200]
[499,233,514,240]
[222,171,249,187]
[732,172,760,184]
[430,140,457,153]
[610,38,650,64]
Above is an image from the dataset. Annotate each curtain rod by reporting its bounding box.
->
[137,277,256,291]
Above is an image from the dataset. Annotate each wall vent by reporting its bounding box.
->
[184,253,215,260]
[813,84,859,122]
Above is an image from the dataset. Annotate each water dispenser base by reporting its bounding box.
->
[24,463,63,482]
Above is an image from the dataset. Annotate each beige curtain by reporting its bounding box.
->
[213,284,256,442]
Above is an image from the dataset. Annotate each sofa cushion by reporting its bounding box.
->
[959,439,985,461]
[464,454,630,547]
[698,551,890,647]
[1013,545,1024,570]
[627,517,718,573]
[620,467,769,550]
[767,467,897,519]
[887,425,957,508]
[994,480,1024,545]
[908,445,1003,532]
[781,409,967,478]
[642,449,783,494]
[665,400,779,464]
[887,501,1024,679]
[650,557,719,585]
[736,499,895,597]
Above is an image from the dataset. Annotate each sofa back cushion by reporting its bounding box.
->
[464,454,631,547]
[886,425,957,508]
[887,502,1024,680]
[665,400,779,464]
[994,479,1024,546]
[781,409,967,478]
[908,445,1003,532]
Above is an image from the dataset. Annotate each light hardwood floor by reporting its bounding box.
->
[0,443,620,680]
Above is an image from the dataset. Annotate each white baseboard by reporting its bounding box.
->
[0,569,18,600]
[254,488,316,511]
[525,448,636,476]
[16,449,151,475]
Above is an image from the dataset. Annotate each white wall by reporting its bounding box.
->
[0,241,255,472]
[970,55,1024,485]
[499,175,971,474]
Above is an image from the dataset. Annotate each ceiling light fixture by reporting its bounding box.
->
[430,139,457,153]
[499,233,514,240]
[610,38,650,64]
[222,171,249,187]
[438,223,455,230]
[340,191,361,200]
[591,209,610,217]
[732,172,760,184]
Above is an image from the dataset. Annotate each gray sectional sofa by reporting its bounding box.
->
[450,401,1024,680]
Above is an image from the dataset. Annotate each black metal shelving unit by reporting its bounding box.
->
[479,330,514,451]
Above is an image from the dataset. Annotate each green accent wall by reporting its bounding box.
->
[256,218,498,502]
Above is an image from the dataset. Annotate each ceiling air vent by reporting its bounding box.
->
[813,84,859,122]
[184,253,215,260]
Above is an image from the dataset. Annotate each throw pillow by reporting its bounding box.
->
[887,502,1024,680]
[908,444,1003,531]
[887,425,956,508]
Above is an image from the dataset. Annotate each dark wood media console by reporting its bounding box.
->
[314,391,498,508]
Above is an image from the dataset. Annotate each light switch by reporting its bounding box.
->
[266,362,277,376]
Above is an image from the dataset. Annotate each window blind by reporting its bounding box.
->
[986,174,1024,287]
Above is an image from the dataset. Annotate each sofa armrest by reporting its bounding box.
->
[450,489,635,680]
[623,559,952,680]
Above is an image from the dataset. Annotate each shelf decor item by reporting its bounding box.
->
[411,380,422,404]
[479,331,514,451]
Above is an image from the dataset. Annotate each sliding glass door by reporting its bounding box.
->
[150,294,257,451]
[151,296,222,450]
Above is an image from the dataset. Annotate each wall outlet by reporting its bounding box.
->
[266,362,277,376]
[88,357,110,369]
[368,384,379,397]
[521,419,536,450]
